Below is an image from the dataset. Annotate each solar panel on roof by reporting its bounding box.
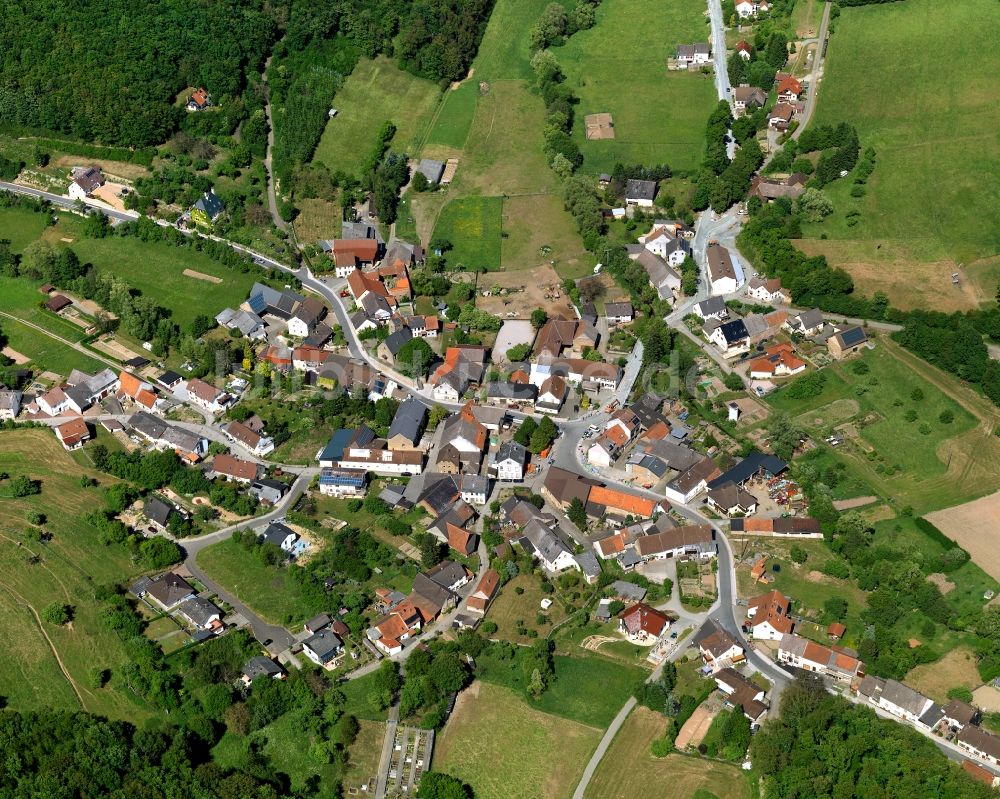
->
[840,327,866,346]
[247,292,267,314]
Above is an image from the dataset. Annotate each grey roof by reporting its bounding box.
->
[382,326,413,357]
[341,220,384,244]
[677,42,710,57]
[144,572,194,608]
[418,159,446,184]
[387,396,427,445]
[743,313,769,338]
[411,573,454,615]
[880,679,930,717]
[384,238,422,265]
[419,473,463,514]
[305,613,332,631]
[645,438,702,471]
[918,702,945,729]
[620,549,642,569]
[792,308,824,330]
[458,474,489,495]
[835,325,868,348]
[625,179,657,202]
[261,521,297,548]
[243,656,285,681]
[216,307,265,336]
[707,451,787,489]
[629,392,664,430]
[629,453,668,478]
[0,389,22,412]
[161,426,204,454]
[521,518,571,567]
[193,189,224,219]
[575,551,600,578]
[605,301,633,318]
[697,296,727,317]
[248,282,304,319]
[157,370,183,388]
[496,440,528,465]
[304,629,343,661]
[611,580,647,601]
[145,496,174,527]
[718,319,749,345]
[486,382,537,401]
[425,560,470,589]
[177,596,221,627]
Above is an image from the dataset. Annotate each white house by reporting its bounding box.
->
[432,375,464,403]
[746,589,793,641]
[68,166,105,201]
[640,226,691,267]
[185,378,232,414]
[259,522,299,554]
[857,677,933,723]
[625,179,657,208]
[302,629,344,667]
[784,308,825,337]
[957,726,1000,767]
[676,43,711,67]
[735,0,759,17]
[708,319,750,357]
[663,458,721,505]
[746,276,787,304]
[778,634,864,682]
[697,623,746,673]
[695,296,728,321]
[707,243,739,295]
[522,519,578,574]
[491,440,527,481]
[0,389,21,421]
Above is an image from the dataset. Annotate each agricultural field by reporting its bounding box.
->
[433,196,503,271]
[559,0,717,173]
[583,707,751,799]
[926,491,1000,585]
[70,237,257,330]
[312,57,443,176]
[766,341,1000,513]
[0,429,146,720]
[798,0,1000,309]
[433,681,602,799]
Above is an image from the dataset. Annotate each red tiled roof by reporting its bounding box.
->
[588,485,657,517]
[620,603,670,637]
[211,454,258,481]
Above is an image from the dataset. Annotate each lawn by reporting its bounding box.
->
[558,0,717,174]
[313,56,442,175]
[485,573,566,644]
[0,429,147,720]
[340,669,393,722]
[70,237,257,330]
[196,539,320,625]
[425,80,480,151]
[0,206,51,252]
[0,314,105,375]
[798,0,1000,301]
[583,707,751,799]
[343,719,385,792]
[433,681,602,799]
[531,655,645,729]
[0,274,93,341]
[765,343,991,513]
[501,194,595,279]
[432,196,503,271]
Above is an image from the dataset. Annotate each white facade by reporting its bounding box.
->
[587,441,614,469]
[494,457,524,482]
[335,264,357,279]
[336,448,424,475]
[432,382,461,403]
[736,0,757,17]
[287,317,311,338]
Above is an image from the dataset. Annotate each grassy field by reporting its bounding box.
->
[558,0,717,173]
[531,655,645,729]
[906,646,983,703]
[484,573,566,643]
[196,539,318,625]
[765,341,1000,513]
[799,0,1000,306]
[70,237,257,330]
[433,196,503,271]
[434,681,602,799]
[343,719,385,793]
[313,57,442,175]
[425,81,480,151]
[0,206,51,252]
[0,429,146,720]
[583,707,751,799]
[0,314,105,375]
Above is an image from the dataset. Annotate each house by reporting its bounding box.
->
[605,301,634,326]
[734,40,753,60]
[520,518,578,574]
[696,622,745,672]
[634,522,716,561]
[748,343,806,379]
[491,440,528,482]
[446,522,479,556]
[531,358,621,392]
[417,158,446,185]
[176,596,223,632]
[746,276,787,303]
[328,239,380,277]
[535,374,569,415]
[141,572,196,612]
[706,481,758,516]
[857,676,933,723]
[118,371,165,414]
[0,389,21,420]
[457,474,489,506]
[827,622,847,642]
[435,403,488,475]
[54,418,91,450]
[708,319,750,357]
[633,249,682,301]
[326,436,423,476]
[783,309,824,337]
[776,75,803,102]
[943,699,980,731]
[287,297,326,338]
[387,396,428,451]
[485,381,537,408]
[730,516,821,536]
[191,190,224,227]
[619,603,670,644]
[44,294,72,313]
[735,0,760,17]
[303,629,344,667]
[588,485,665,520]
[293,345,326,372]
[675,42,711,68]
[664,457,722,504]
[128,412,209,462]
[749,174,808,202]
[768,103,795,131]
[625,179,658,208]
[778,634,864,681]
[208,454,260,484]
[732,85,767,116]
[707,243,739,295]
[827,326,868,359]
[430,345,489,401]
[225,420,275,457]
[68,166,105,201]
[37,368,119,416]
[695,296,728,322]
[715,667,768,726]
[746,589,793,640]
[424,560,473,593]
[466,569,500,615]
[259,522,299,554]
[249,478,289,505]
[216,307,265,339]
[187,87,211,111]
[370,602,423,655]
[708,451,787,491]
[383,239,423,272]
[377,327,413,363]
[534,316,599,359]
[247,282,305,320]
[958,726,1000,767]
[185,378,232,414]
[242,656,286,686]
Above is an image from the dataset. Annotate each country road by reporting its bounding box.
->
[260,54,288,232]
[0,310,120,370]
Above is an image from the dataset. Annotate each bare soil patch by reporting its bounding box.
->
[927,572,956,594]
[92,336,143,363]
[584,113,615,140]
[732,397,770,425]
[796,239,977,312]
[53,154,149,181]
[475,263,577,319]
[905,646,981,702]
[974,684,1000,713]
[832,496,878,511]
[2,346,29,364]
[182,268,224,284]
[674,704,716,749]
[926,491,1000,582]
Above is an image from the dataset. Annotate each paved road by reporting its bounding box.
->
[707,0,733,104]
[0,180,138,223]
[260,54,288,232]
[374,703,401,799]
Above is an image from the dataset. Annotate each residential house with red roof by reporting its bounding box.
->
[619,603,671,644]
[746,589,794,640]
